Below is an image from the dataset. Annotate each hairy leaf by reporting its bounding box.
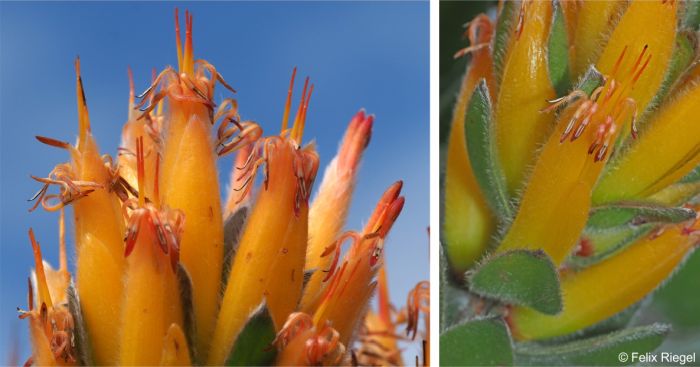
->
[440,245,472,332]
[441,318,514,366]
[465,80,512,218]
[548,0,572,96]
[68,281,94,366]
[515,324,670,366]
[177,264,197,362]
[225,301,277,366]
[469,250,562,315]
[587,203,696,230]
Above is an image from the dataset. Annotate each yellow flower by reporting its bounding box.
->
[208,71,319,365]
[19,227,76,366]
[444,0,698,346]
[509,213,699,340]
[31,59,126,365]
[23,8,419,366]
[497,0,678,265]
[443,15,497,274]
[118,137,187,365]
[301,109,373,312]
[145,11,231,357]
[311,181,404,347]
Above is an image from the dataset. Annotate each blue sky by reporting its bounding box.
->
[0,1,428,361]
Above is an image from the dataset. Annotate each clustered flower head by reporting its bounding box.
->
[442,0,700,361]
[18,9,428,366]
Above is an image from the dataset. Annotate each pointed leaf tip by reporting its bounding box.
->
[548,0,572,96]
[465,79,513,219]
[225,301,277,366]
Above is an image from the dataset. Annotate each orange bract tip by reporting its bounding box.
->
[75,57,91,146]
[338,110,373,172]
[28,228,52,308]
[35,136,70,150]
[365,180,404,236]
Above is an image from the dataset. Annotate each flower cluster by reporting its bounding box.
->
[442,0,699,363]
[19,9,428,366]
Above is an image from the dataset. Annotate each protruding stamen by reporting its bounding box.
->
[629,44,649,80]
[454,14,493,59]
[175,8,183,72]
[453,43,489,59]
[297,83,314,143]
[610,45,628,78]
[405,281,429,341]
[631,53,652,85]
[183,10,194,75]
[290,76,311,145]
[281,67,297,133]
[320,232,361,282]
[136,136,145,207]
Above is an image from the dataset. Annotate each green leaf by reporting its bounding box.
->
[465,80,513,218]
[548,0,572,96]
[440,245,472,333]
[177,264,197,362]
[568,225,652,269]
[440,318,514,366]
[225,301,277,366]
[67,281,94,366]
[649,31,697,107]
[679,164,700,183]
[569,203,696,267]
[493,0,519,85]
[222,206,249,291]
[515,324,670,366]
[654,249,700,328]
[469,250,562,315]
[587,203,696,230]
[575,65,605,96]
[683,0,700,30]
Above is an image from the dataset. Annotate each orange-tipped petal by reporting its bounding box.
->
[301,110,373,312]
[209,139,319,365]
[312,183,405,347]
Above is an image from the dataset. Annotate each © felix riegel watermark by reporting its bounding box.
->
[618,351,697,365]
